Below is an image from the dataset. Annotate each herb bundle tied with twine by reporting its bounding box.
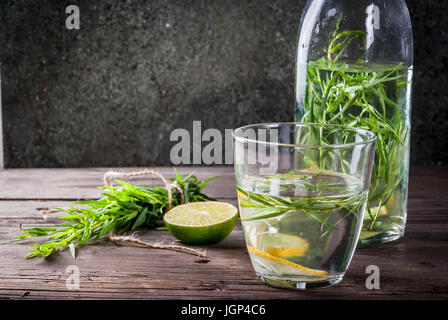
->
[1,168,219,259]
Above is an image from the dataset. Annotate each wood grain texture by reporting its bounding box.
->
[0,167,236,200]
[0,166,447,300]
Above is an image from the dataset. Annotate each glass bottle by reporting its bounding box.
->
[294,0,413,246]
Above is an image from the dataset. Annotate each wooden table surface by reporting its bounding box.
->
[0,166,447,300]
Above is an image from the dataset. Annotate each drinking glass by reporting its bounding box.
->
[233,123,376,289]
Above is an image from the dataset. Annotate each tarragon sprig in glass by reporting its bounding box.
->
[237,178,367,236]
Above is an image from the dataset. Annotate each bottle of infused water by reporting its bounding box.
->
[294,0,413,246]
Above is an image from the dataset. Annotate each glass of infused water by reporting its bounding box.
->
[233,123,376,289]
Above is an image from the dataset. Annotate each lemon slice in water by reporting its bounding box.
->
[247,246,328,277]
[262,233,309,258]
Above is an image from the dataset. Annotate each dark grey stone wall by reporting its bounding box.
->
[0,0,446,167]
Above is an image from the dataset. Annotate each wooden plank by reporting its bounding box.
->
[0,165,446,200]
[0,230,447,300]
[0,166,447,299]
[0,242,446,299]
[0,167,236,200]
[0,198,446,243]
[0,198,447,299]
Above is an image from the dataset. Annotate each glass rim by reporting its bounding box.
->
[233,122,377,149]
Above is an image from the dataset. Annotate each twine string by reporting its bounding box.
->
[108,231,207,258]
[103,170,185,210]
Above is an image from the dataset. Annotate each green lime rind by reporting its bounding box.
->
[164,214,237,245]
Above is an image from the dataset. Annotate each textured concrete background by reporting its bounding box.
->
[0,0,446,168]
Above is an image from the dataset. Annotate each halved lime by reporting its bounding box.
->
[163,201,238,245]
